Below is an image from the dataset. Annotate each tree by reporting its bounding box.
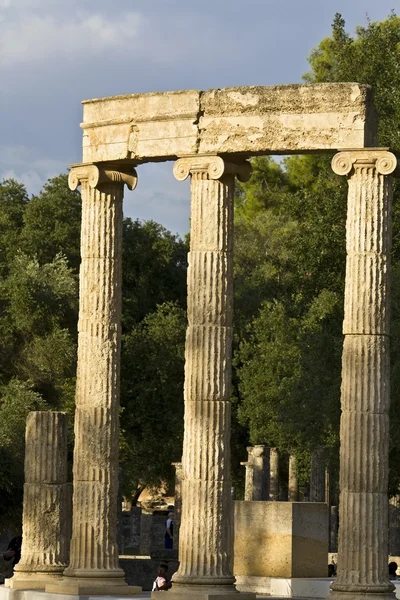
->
[0,179,29,277]
[0,251,78,406]
[234,12,400,491]
[0,174,189,524]
[21,174,82,272]
[304,12,400,490]
[304,12,400,150]
[0,379,49,533]
[122,219,188,330]
[120,302,186,500]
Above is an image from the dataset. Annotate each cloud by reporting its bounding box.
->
[0,145,67,195]
[0,10,142,67]
[124,163,190,238]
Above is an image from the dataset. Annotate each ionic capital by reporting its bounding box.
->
[332,149,398,177]
[173,155,252,182]
[68,162,138,191]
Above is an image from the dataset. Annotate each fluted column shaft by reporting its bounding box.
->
[310,448,326,502]
[11,412,70,587]
[269,448,280,501]
[288,455,299,502]
[172,156,251,590]
[63,163,137,581]
[241,446,269,501]
[171,462,183,551]
[330,150,397,600]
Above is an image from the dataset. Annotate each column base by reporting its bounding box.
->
[154,585,255,600]
[7,571,63,589]
[45,576,142,596]
[329,585,396,600]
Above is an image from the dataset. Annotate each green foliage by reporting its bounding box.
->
[0,176,80,530]
[235,156,294,219]
[21,175,82,272]
[233,12,400,494]
[237,290,341,456]
[4,252,77,337]
[234,208,298,331]
[120,302,186,496]
[0,379,48,457]
[0,173,190,520]
[122,219,188,330]
[305,11,400,148]
[0,379,49,532]
[0,179,29,277]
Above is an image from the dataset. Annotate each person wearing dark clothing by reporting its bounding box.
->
[389,561,398,580]
[3,536,22,571]
[164,512,174,550]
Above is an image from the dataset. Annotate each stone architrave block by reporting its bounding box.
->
[81,83,377,163]
[234,501,328,578]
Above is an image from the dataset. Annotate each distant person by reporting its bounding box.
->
[3,536,22,573]
[152,563,172,591]
[328,563,336,577]
[389,561,398,579]
[164,512,174,550]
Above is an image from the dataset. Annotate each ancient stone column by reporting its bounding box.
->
[288,455,299,502]
[172,462,183,551]
[9,412,71,589]
[330,505,339,553]
[310,448,326,502]
[241,446,269,501]
[47,162,140,596]
[168,156,253,600]
[269,448,280,501]
[241,462,255,502]
[329,150,397,600]
[389,496,400,556]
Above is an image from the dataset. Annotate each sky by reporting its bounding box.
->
[0,0,398,237]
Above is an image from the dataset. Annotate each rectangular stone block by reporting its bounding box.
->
[234,501,328,578]
[80,84,377,164]
[198,84,377,155]
[82,90,200,163]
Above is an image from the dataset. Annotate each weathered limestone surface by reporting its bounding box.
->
[310,449,326,503]
[241,446,269,501]
[121,507,141,555]
[172,462,183,551]
[46,163,140,596]
[329,149,397,600]
[389,496,400,556]
[288,455,299,502]
[10,412,71,589]
[139,513,151,557]
[234,501,328,578]
[163,156,254,600]
[81,84,377,163]
[269,448,280,501]
[330,506,339,553]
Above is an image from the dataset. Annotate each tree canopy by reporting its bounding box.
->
[0,175,188,527]
[2,11,400,523]
[233,11,400,489]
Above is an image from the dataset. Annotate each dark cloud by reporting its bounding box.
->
[0,0,396,235]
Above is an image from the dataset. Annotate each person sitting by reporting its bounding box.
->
[389,561,398,580]
[328,563,336,577]
[152,563,172,591]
